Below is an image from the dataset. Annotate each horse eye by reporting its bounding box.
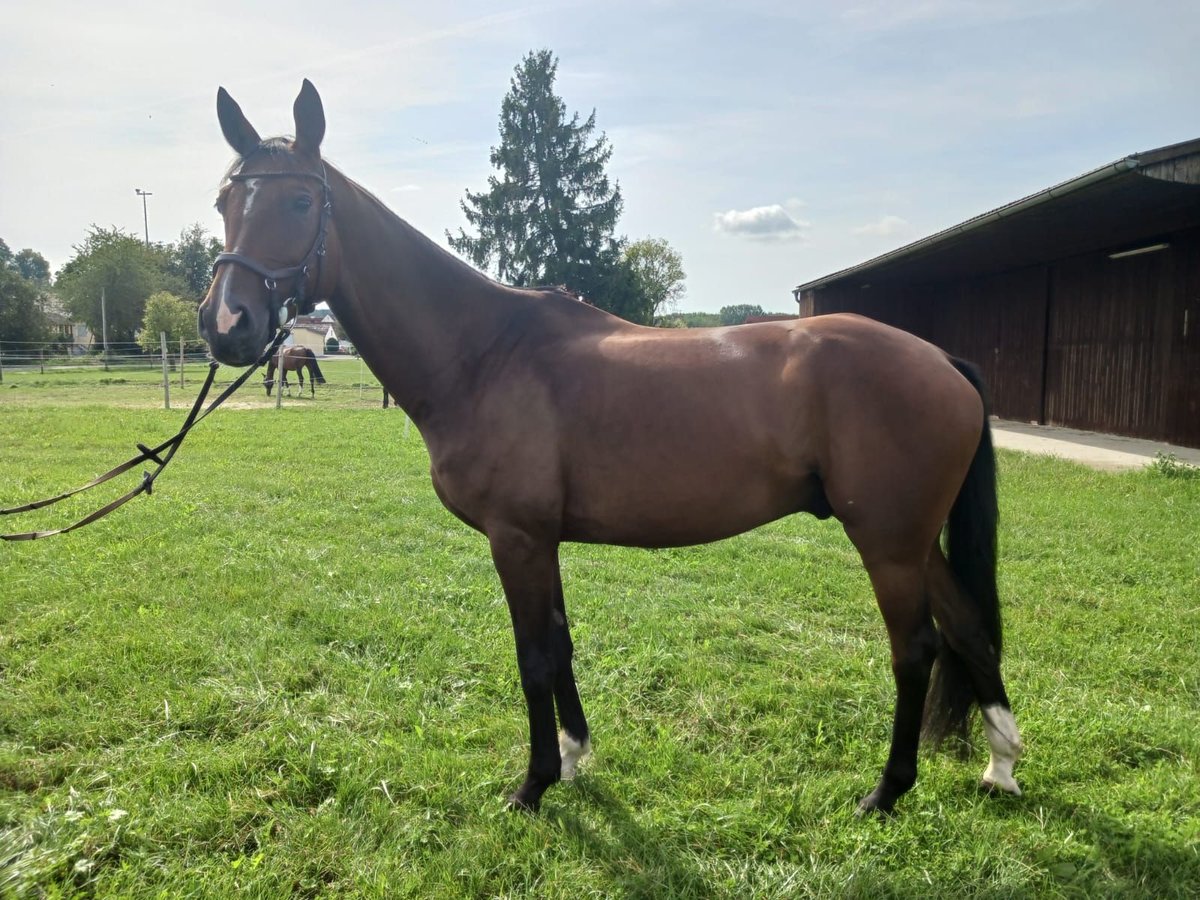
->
[293,195,313,212]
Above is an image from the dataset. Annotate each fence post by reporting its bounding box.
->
[160,331,171,410]
[179,337,185,389]
[101,288,109,371]
[40,348,45,374]
[275,351,283,410]
[0,346,4,383]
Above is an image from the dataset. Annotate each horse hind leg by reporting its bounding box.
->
[925,549,1023,795]
[856,559,939,816]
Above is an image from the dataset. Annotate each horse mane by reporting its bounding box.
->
[216,140,599,313]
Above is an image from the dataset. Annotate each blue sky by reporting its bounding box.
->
[2,0,1197,313]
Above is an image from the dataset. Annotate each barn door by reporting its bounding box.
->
[1166,265,1200,448]
[1044,249,1172,439]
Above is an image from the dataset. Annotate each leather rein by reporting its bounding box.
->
[1,329,289,541]
[2,164,336,541]
[3,164,338,540]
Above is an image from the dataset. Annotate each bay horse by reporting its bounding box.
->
[198,81,1022,816]
[264,345,325,397]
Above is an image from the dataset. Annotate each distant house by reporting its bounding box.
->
[41,293,92,351]
[289,311,348,355]
[793,138,1200,448]
[289,324,332,355]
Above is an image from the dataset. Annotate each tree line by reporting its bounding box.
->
[0,226,219,352]
[2,49,789,355]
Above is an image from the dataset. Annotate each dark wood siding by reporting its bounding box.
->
[926,267,1047,423]
[1044,248,1173,438]
[812,270,1048,424]
[1166,228,1200,446]
[803,225,1199,445]
[795,158,1200,446]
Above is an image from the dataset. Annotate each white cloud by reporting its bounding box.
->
[713,205,809,241]
[853,214,911,237]
[392,184,422,193]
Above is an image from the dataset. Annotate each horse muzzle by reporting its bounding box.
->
[198,275,274,367]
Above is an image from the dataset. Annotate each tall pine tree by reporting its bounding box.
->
[449,50,645,318]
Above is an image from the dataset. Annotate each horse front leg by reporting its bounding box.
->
[489,526,579,811]
[551,564,590,779]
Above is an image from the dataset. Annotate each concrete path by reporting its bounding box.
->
[991,420,1200,472]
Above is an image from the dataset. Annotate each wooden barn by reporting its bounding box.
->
[793,138,1200,448]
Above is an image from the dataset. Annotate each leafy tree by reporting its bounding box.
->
[1,237,52,284]
[588,256,654,325]
[625,237,686,320]
[12,249,51,284]
[165,224,222,299]
[55,227,172,345]
[719,304,767,326]
[138,291,200,353]
[676,311,722,328]
[0,266,50,345]
[449,50,643,318]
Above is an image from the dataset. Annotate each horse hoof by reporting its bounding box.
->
[505,793,540,814]
[855,791,895,818]
[980,775,1022,797]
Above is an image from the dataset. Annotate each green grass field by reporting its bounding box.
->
[2,364,1198,898]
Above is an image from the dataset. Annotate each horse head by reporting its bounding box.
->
[198,80,340,367]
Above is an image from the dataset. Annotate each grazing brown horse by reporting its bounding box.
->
[198,81,1022,816]
[264,345,325,397]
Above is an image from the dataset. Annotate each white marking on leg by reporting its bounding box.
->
[559,730,591,780]
[980,703,1023,795]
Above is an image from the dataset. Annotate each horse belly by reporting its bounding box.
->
[560,452,824,548]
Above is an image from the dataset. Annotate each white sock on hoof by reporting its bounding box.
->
[980,703,1023,795]
[559,730,591,780]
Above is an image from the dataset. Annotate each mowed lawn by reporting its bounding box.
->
[1,365,1198,898]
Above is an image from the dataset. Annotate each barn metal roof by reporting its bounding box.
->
[793,137,1200,297]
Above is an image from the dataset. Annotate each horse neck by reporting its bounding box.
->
[323,168,520,421]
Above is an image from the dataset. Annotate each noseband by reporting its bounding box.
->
[212,166,333,318]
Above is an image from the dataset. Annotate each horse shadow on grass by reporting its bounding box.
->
[544,778,716,898]
[977,782,1199,896]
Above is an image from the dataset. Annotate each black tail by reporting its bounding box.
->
[310,358,326,384]
[923,357,1002,750]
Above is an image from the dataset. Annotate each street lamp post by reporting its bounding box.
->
[134,188,153,246]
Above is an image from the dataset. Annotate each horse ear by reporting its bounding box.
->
[216,87,262,158]
[293,79,325,158]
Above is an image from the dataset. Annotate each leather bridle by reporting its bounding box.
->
[211,165,333,318]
